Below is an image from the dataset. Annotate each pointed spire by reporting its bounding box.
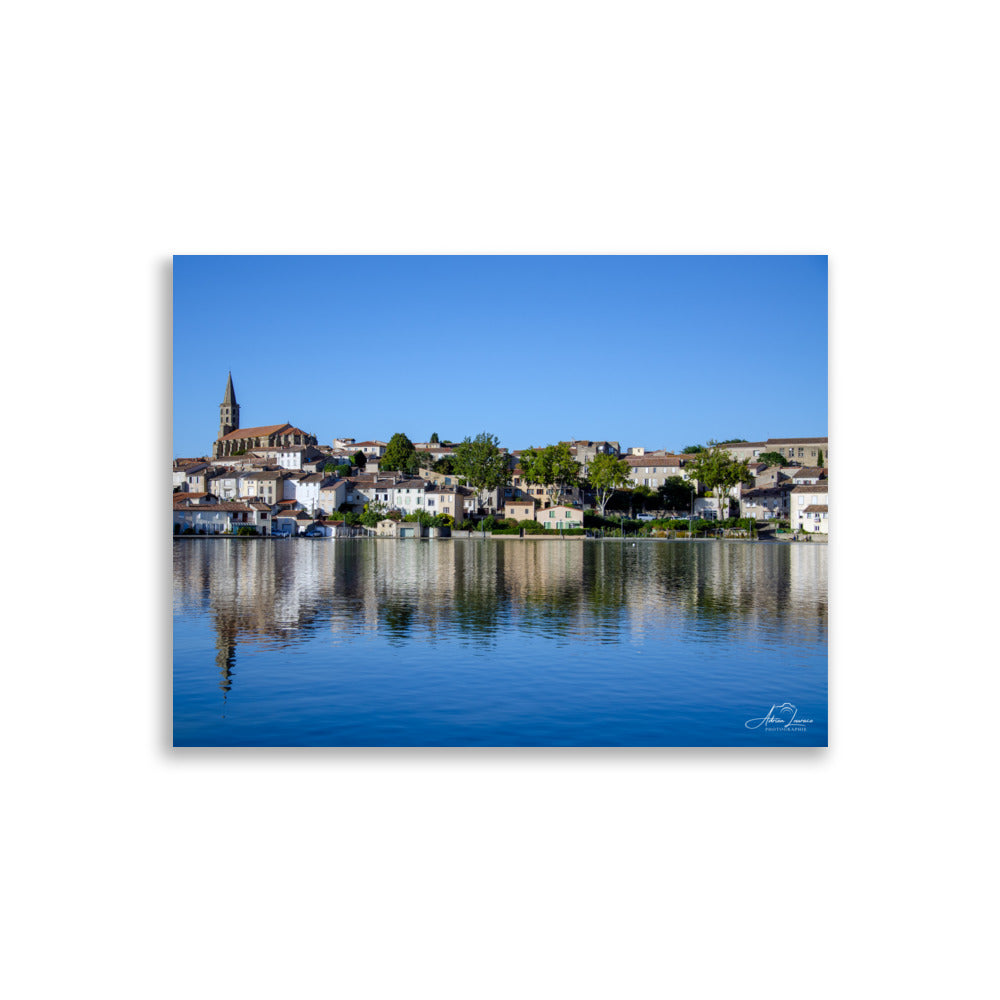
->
[222,372,237,406]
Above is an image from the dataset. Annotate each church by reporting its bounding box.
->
[211,373,318,459]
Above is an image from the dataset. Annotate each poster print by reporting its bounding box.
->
[173,255,828,747]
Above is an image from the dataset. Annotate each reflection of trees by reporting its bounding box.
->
[174,538,828,698]
[380,599,416,645]
[583,543,630,640]
[450,541,504,642]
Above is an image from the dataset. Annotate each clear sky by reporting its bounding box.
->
[173,255,827,458]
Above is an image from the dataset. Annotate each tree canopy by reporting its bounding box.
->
[658,475,695,513]
[587,451,631,516]
[681,444,705,454]
[684,445,753,519]
[453,432,510,510]
[758,451,786,467]
[430,432,439,444]
[381,432,419,473]
[352,450,367,469]
[519,443,581,508]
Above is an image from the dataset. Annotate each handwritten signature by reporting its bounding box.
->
[746,702,814,730]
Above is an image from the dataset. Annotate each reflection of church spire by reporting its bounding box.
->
[215,624,237,698]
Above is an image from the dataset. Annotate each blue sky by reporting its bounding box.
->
[173,255,827,458]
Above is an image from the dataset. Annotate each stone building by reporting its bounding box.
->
[210,373,318,459]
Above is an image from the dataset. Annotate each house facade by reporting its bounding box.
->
[791,484,830,533]
[725,438,829,466]
[536,505,584,530]
[504,498,538,522]
[624,454,691,489]
[740,485,793,521]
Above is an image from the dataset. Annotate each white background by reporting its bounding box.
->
[3,3,995,998]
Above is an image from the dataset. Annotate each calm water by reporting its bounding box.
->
[173,538,828,747]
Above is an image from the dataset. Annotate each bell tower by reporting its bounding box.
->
[219,372,239,439]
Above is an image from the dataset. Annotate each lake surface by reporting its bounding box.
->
[173,538,827,747]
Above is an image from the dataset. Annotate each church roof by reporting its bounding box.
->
[219,423,294,441]
[222,373,237,406]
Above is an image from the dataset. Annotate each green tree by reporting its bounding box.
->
[352,450,367,469]
[681,444,705,454]
[632,485,654,515]
[359,499,389,527]
[817,449,824,468]
[519,443,581,508]
[432,456,455,475]
[335,463,352,478]
[758,451,786,467]
[658,475,695,513]
[685,445,754,520]
[587,452,632,516]
[430,432,439,444]
[453,432,511,511]
[381,432,419,473]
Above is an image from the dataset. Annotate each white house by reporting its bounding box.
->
[173,501,272,535]
[374,478,434,516]
[292,473,340,514]
[791,484,829,533]
[536,505,584,530]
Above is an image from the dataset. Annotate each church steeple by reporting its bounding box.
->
[219,372,240,440]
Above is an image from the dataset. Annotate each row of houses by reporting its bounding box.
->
[174,434,829,536]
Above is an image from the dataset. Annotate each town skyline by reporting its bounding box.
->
[173,255,827,458]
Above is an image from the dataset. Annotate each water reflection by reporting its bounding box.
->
[174,538,827,700]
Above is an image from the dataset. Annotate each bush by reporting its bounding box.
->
[457,520,475,531]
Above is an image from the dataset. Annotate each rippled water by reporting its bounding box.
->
[173,538,827,747]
